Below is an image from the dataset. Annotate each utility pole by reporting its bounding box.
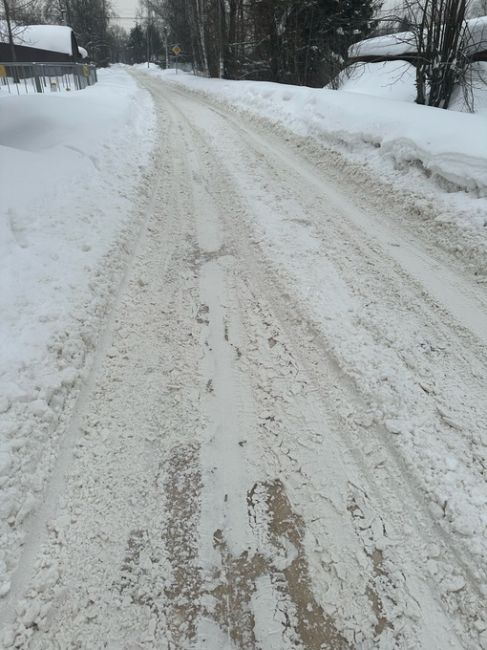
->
[218,0,224,78]
[101,0,108,65]
[146,0,150,67]
[60,2,67,26]
[164,26,168,69]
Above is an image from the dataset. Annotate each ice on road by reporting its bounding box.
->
[2,71,487,649]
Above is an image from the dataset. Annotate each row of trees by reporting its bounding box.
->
[157,0,381,87]
[2,0,485,105]
[150,0,484,104]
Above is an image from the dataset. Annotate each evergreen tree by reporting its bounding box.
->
[127,23,146,62]
[107,24,129,63]
[126,21,163,63]
[160,0,380,86]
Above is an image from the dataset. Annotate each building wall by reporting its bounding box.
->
[0,37,79,63]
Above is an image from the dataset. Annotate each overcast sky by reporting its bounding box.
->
[111,0,404,34]
[112,0,140,29]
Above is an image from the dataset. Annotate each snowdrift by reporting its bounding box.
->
[0,67,155,598]
[141,66,487,196]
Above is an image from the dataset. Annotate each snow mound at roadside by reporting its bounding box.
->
[340,60,417,102]
[144,68,487,197]
[0,67,155,598]
[342,59,487,113]
[349,31,416,58]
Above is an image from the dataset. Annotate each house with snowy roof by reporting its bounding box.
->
[348,17,487,64]
[0,22,85,63]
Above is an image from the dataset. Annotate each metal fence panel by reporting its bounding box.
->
[0,62,97,95]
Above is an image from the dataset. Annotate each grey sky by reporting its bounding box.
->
[111,0,404,34]
[112,0,140,29]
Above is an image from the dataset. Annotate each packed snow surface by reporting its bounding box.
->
[2,68,486,649]
[0,67,155,599]
[1,63,486,648]
[139,65,487,201]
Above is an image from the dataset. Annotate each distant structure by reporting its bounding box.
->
[348,17,487,64]
[348,32,416,65]
[0,23,86,63]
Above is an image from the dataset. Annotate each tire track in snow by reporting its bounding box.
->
[4,71,485,650]
[165,83,361,648]
[1,91,199,649]
[152,79,423,648]
[147,76,483,649]
[163,442,202,646]
[0,117,171,642]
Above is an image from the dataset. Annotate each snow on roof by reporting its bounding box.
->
[464,16,487,54]
[78,46,88,59]
[349,17,487,59]
[0,22,75,55]
[349,32,416,59]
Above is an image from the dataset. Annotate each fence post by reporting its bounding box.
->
[0,62,97,94]
[33,63,43,93]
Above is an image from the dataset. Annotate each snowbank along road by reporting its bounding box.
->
[2,70,487,649]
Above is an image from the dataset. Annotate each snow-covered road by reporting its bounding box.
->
[3,71,487,649]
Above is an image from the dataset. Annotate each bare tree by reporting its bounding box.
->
[159,0,380,85]
[1,0,18,63]
[403,0,471,108]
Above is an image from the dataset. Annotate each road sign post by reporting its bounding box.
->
[172,46,182,74]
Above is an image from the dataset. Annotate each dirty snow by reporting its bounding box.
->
[138,65,487,207]
[1,63,486,649]
[0,67,155,601]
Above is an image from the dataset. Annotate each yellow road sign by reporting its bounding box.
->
[172,46,182,56]
[82,64,90,78]
[0,65,7,78]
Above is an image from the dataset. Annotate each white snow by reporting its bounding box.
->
[0,22,76,56]
[138,65,487,201]
[1,65,486,648]
[461,16,487,55]
[0,66,155,597]
[340,60,417,102]
[342,59,487,113]
[349,31,416,58]
[349,17,487,59]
